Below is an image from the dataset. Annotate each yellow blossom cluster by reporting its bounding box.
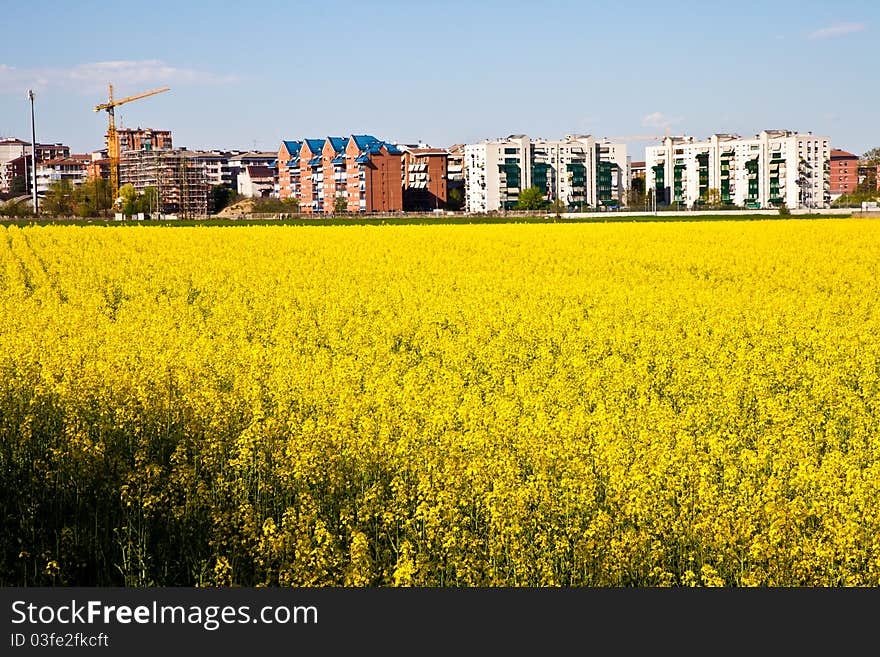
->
[1,219,878,586]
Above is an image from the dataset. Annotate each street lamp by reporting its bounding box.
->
[27,89,38,215]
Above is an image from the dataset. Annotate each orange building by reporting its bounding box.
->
[276,140,302,200]
[281,135,403,214]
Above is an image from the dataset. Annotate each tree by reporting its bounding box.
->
[549,198,566,218]
[137,186,159,216]
[118,184,138,217]
[862,147,880,165]
[211,185,235,213]
[447,187,464,210]
[74,177,113,218]
[42,180,76,217]
[10,176,27,196]
[516,186,546,211]
[333,196,348,215]
[703,188,722,208]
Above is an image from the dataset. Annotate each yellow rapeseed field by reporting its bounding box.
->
[1,219,878,586]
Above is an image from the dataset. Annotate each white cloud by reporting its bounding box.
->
[641,111,682,131]
[0,60,237,94]
[808,22,866,39]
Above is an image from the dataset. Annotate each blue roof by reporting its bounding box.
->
[282,140,301,156]
[304,138,325,155]
[351,134,379,150]
[327,136,347,152]
[308,156,321,166]
[355,154,370,164]
[331,155,346,165]
[286,159,297,166]
[364,141,402,156]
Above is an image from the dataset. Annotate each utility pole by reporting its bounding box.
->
[27,89,38,215]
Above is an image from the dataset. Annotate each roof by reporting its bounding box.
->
[351,134,379,150]
[831,149,858,159]
[327,136,347,152]
[308,156,321,166]
[331,155,346,165]
[244,165,273,179]
[38,157,88,167]
[631,161,646,167]
[282,140,302,156]
[304,138,325,155]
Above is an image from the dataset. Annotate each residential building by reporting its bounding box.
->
[227,151,276,193]
[646,130,830,209]
[188,151,234,188]
[86,150,111,181]
[446,144,465,208]
[237,165,275,198]
[115,128,173,154]
[299,138,329,213]
[0,138,70,194]
[118,149,209,218]
[463,134,628,213]
[401,146,448,211]
[290,135,402,214]
[36,155,90,195]
[276,141,302,200]
[630,161,646,183]
[344,135,403,214]
[830,150,859,197]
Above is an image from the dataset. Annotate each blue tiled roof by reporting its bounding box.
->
[304,138,325,155]
[282,140,302,156]
[286,159,297,166]
[308,156,321,166]
[351,134,379,150]
[331,155,345,165]
[355,154,370,164]
[327,136,347,152]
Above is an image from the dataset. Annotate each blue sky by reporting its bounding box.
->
[1,0,876,159]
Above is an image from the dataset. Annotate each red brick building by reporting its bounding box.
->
[402,147,448,211]
[115,128,172,154]
[345,135,402,213]
[276,140,302,200]
[282,135,403,214]
[830,149,859,195]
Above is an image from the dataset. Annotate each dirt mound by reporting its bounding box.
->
[215,198,255,218]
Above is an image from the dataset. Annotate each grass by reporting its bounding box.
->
[0,212,853,228]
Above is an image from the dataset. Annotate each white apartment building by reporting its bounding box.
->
[646,130,830,209]
[35,156,89,195]
[464,135,628,212]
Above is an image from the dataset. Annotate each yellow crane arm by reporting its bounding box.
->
[94,86,170,112]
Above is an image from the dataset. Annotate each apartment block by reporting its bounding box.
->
[830,150,859,197]
[276,141,302,200]
[115,128,173,154]
[0,138,70,194]
[118,149,209,218]
[36,155,90,195]
[401,146,448,211]
[283,135,402,214]
[646,130,830,209]
[464,134,628,212]
[345,135,403,214]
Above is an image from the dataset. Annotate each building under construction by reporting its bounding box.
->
[118,149,208,218]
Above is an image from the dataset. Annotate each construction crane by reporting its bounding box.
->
[94,84,170,206]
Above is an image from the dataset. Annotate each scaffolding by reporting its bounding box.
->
[118,150,208,218]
